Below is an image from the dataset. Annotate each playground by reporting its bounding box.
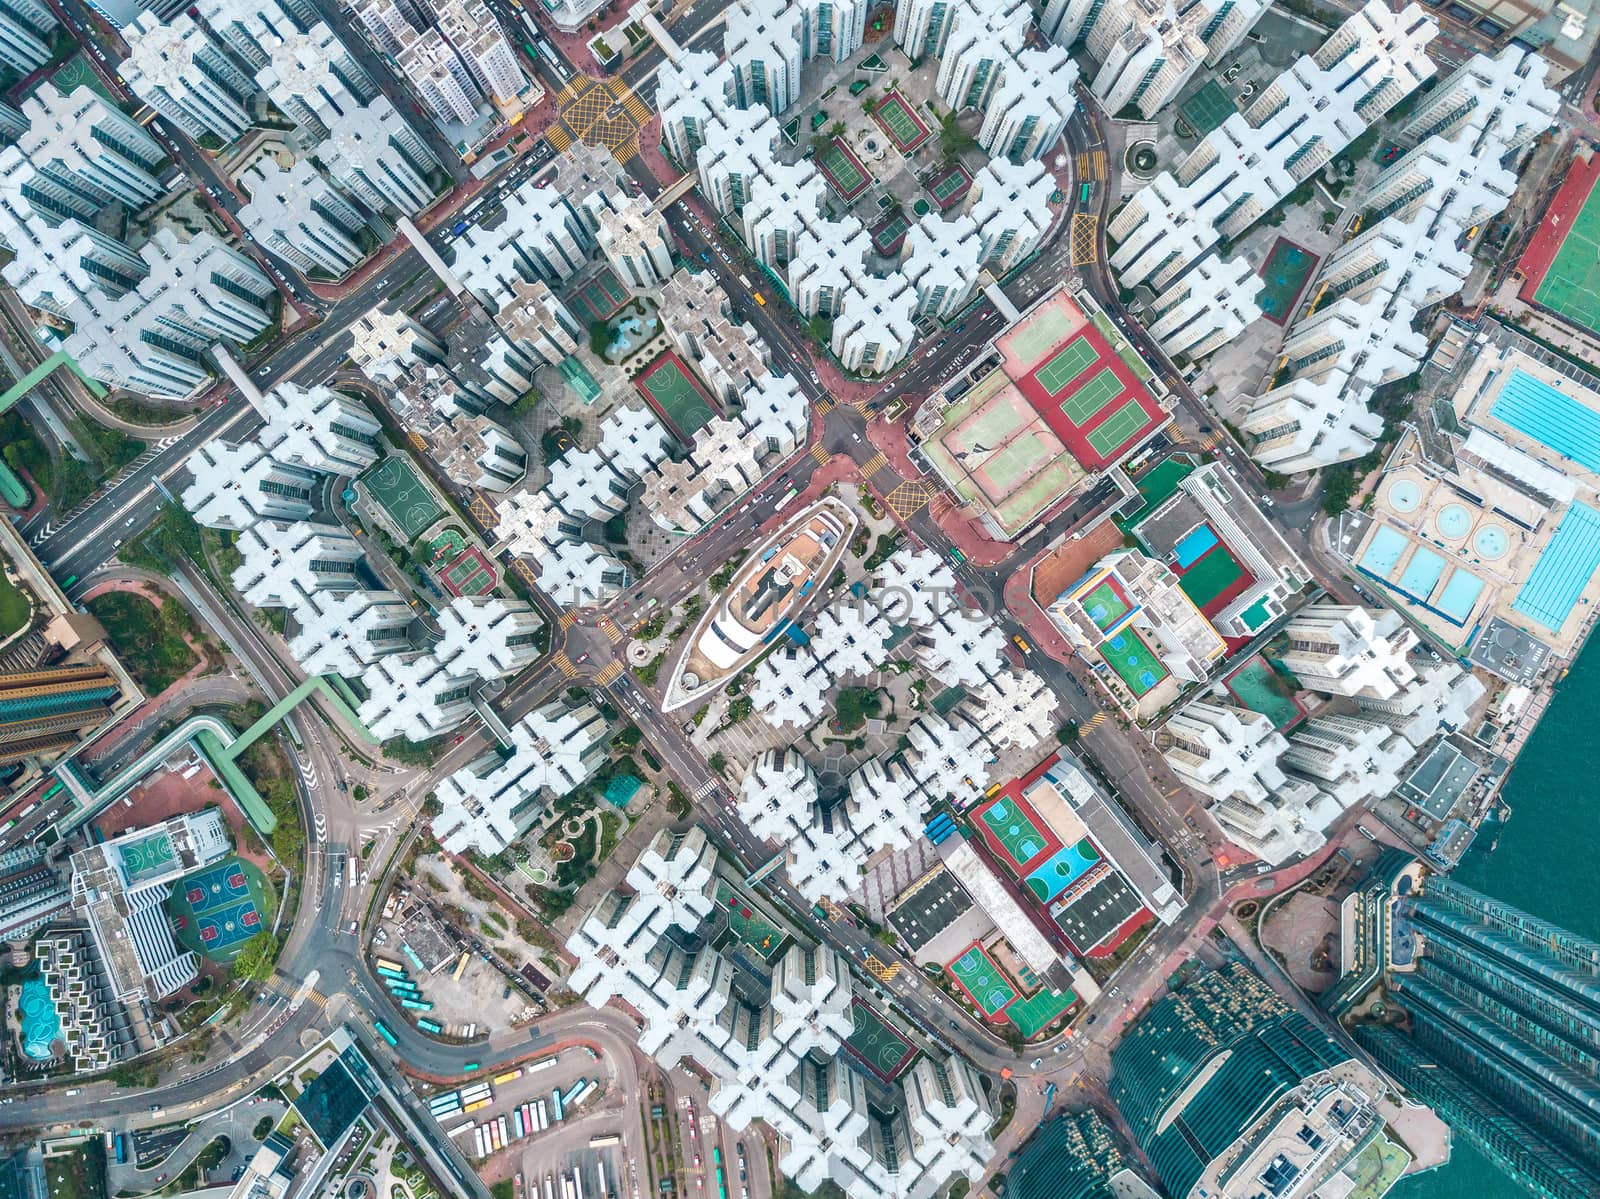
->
[167,856,274,963]
[1179,80,1235,136]
[635,352,716,439]
[946,944,1017,1019]
[924,163,973,211]
[845,999,918,1081]
[872,91,930,153]
[976,793,1060,874]
[362,456,443,541]
[1024,837,1102,903]
[716,881,786,961]
[816,137,870,201]
[1257,238,1319,326]
[1099,631,1168,697]
[1518,154,1600,339]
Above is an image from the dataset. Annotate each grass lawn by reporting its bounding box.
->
[86,591,197,693]
[0,566,28,637]
[44,1144,108,1199]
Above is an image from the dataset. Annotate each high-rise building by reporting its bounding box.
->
[596,195,674,289]
[1008,1110,1160,1199]
[1351,873,1600,1199]
[237,158,368,276]
[0,0,59,76]
[1112,960,1432,1199]
[18,83,167,210]
[121,12,257,143]
[0,664,120,765]
[320,96,440,215]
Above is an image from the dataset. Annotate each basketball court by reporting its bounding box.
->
[873,91,930,153]
[565,267,631,322]
[1099,631,1168,697]
[816,137,870,201]
[946,944,1017,1019]
[1179,80,1235,136]
[1258,238,1319,326]
[1080,576,1131,631]
[976,794,1059,874]
[635,352,717,439]
[362,456,444,541]
[167,856,273,962]
[716,881,786,961]
[845,1000,918,1080]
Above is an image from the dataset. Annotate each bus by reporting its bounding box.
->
[1080,182,1092,204]
[590,1134,621,1148]
[374,956,405,973]
[463,1061,482,1072]
[418,1018,443,1034]
[374,1020,399,1046]
[712,1147,728,1199]
[493,1068,524,1085]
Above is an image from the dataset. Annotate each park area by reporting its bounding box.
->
[361,455,443,541]
[85,591,200,694]
[635,352,716,439]
[1518,154,1600,339]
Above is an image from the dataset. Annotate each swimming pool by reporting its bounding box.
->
[1173,524,1219,570]
[1436,503,1473,540]
[1359,525,1408,577]
[1513,500,1600,632]
[1436,569,1486,624]
[19,976,59,1060]
[1490,368,1600,474]
[1386,478,1422,513]
[1473,524,1510,560]
[1397,547,1446,600]
[1024,837,1102,902]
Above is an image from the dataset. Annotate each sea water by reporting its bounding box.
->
[1394,629,1600,1197]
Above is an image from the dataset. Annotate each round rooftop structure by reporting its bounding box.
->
[1473,524,1510,560]
[1385,478,1421,513]
[1436,503,1473,540]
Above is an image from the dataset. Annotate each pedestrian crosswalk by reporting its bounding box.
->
[622,90,652,123]
[814,395,836,414]
[692,778,721,800]
[546,124,574,152]
[306,989,327,1009]
[552,651,578,678]
[1075,150,1109,181]
[601,619,624,644]
[594,660,624,685]
[1082,712,1108,731]
[809,445,831,464]
[558,611,578,629]
[861,451,888,475]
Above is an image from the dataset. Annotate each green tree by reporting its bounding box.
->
[708,751,728,775]
[834,687,881,732]
[938,113,976,162]
[233,930,280,982]
[588,321,611,356]
[727,696,754,724]
[1320,466,1360,515]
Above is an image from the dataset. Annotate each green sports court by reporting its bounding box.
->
[167,856,275,963]
[1006,987,1076,1037]
[716,882,786,961]
[1177,540,1250,612]
[1060,368,1125,426]
[1033,336,1099,396]
[1179,80,1235,137]
[871,210,911,255]
[566,267,630,322]
[1086,397,1157,459]
[635,352,716,438]
[438,547,497,597]
[1258,238,1319,326]
[845,1000,918,1080]
[1526,158,1600,338]
[1081,577,1130,631]
[946,944,1018,1018]
[118,829,176,881]
[361,456,444,541]
[924,163,973,211]
[817,137,870,201]
[977,795,1056,873]
[872,91,930,153]
[1099,630,1169,697]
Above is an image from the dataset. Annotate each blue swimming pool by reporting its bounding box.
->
[1514,500,1600,633]
[19,976,59,1060]
[1024,837,1102,902]
[1359,526,1408,577]
[1490,369,1600,474]
[1397,547,1446,600]
[1173,524,1219,570]
[1436,569,1486,624]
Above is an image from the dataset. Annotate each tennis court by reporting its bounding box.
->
[362,456,443,541]
[566,267,630,322]
[1099,631,1168,696]
[846,1000,918,1080]
[716,882,786,961]
[817,137,870,201]
[1177,543,1248,611]
[167,856,273,962]
[1081,577,1130,630]
[947,944,1017,1018]
[871,210,911,255]
[1086,398,1154,459]
[440,547,497,596]
[1258,238,1318,326]
[1179,80,1235,136]
[635,352,716,438]
[924,163,973,211]
[873,91,930,153]
[978,796,1053,872]
[1034,336,1099,397]
[1060,369,1124,426]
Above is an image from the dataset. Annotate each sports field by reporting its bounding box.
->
[119,830,175,881]
[167,856,274,962]
[978,794,1056,873]
[362,456,444,541]
[427,529,467,563]
[439,547,497,596]
[924,163,973,211]
[873,91,930,153]
[946,944,1017,1018]
[716,882,786,961]
[817,137,870,201]
[1035,337,1098,397]
[1081,577,1130,631]
[1258,238,1318,326]
[1522,154,1600,338]
[845,1000,918,1080]
[1006,987,1076,1037]
[871,210,911,256]
[998,293,1085,373]
[635,352,716,438]
[566,267,630,322]
[1059,368,1123,425]
[1177,543,1250,613]
[1179,80,1234,136]
[1086,398,1156,459]
[1099,631,1168,697]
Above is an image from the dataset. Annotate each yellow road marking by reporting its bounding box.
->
[861,451,888,474]
[809,445,831,463]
